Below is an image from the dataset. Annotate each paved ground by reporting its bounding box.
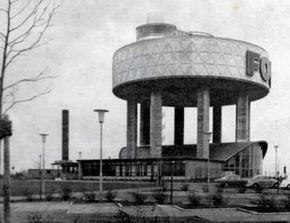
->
[0,202,289,222]
[0,183,289,222]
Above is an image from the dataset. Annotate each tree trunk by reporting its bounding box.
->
[3,134,10,223]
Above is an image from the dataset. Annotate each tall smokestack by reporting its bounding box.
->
[62,110,69,161]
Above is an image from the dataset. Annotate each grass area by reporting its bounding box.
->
[0,180,155,196]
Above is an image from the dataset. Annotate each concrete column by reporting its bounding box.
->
[150,90,162,158]
[174,106,184,145]
[213,106,222,144]
[236,92,250,142]
[197,88,210,158]
[127,99,137,159]
[140,102,150,145]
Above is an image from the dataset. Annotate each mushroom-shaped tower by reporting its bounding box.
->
[112,19,271,178]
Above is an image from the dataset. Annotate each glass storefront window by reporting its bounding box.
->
[223,144,263,178]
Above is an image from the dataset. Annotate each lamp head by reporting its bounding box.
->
[94,109,109,123]
[39,133,48,143]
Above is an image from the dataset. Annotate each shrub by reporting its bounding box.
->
[104,190,117,202]
[131,191,148,205]
[22,188,33,202]
[180,184,189,191]
[83,192,96,203]
[27,214,54,223]
[215,184,223,193]
[285,194,290,211]
[187,192,200,208]
[212,193,225,207]
[27,214,42,223]
[153,191,168,204]
[251,194,277,212]
[201,184,209,193]
[60,184,72,201]
[239,186,247,194]
[253,185,263,193]
[115,210,148,223]
[45,193,54,201]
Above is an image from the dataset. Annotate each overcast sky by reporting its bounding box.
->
[1,0,290,175]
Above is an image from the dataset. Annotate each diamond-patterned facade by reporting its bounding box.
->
[112,36,270,90]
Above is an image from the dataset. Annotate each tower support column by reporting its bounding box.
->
[150,90,162,157]
[236,92,250,142]
[174,106,184,145]
[213,105,222,144]
[197,88,210,158]
[140,101,150,145]
[127,99,137,159]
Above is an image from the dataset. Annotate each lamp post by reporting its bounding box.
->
[203,131,212,191]
[38,154,42,199]
[39,133,48,199]
[275,145,279,177]
[78,152,82,180]
[170,160,175,204]
[156,145,162,186]
[94,109,109,192]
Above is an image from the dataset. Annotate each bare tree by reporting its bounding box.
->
[0,0,60,222]
[0,0,60,114]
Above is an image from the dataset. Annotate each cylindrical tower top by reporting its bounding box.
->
[113,20,272,107]
[136,12,177,41]
[136,23,177,41]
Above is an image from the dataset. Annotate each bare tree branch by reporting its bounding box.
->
[6,24,50,67]
[7,18,38,47]
[0,35,5,43]
[5,4,59,68]
[11,0,22,4]
[0,8,8,13]
[3,87,51,114]
[0,0,60,115]
[0,32,5,40]
[3,69,58,91]
[7,3,49,50]
[10,0,44,32]
[11,0,32,19]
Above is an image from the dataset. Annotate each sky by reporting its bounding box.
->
[1,0,290,175]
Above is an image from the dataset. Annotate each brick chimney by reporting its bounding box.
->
[62,110,69,160]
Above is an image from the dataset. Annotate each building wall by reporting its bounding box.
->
[185,161,223,180]
[27,169,60,179]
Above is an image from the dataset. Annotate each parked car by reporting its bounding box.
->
[246,175,279,190]
[214,174,248,188]
[279,177,290,189]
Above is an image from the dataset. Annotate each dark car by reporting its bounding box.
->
[214,174,248,188]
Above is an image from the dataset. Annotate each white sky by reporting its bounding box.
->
[1,0,290,175]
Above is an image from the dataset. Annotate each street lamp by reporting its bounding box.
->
[156,145,162,186]
[170,160,175,204]
[94,109,109,192]
[203,131,212,191]
[275,145,279,177]
[39,133,48,199]
[78,152,82,180]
